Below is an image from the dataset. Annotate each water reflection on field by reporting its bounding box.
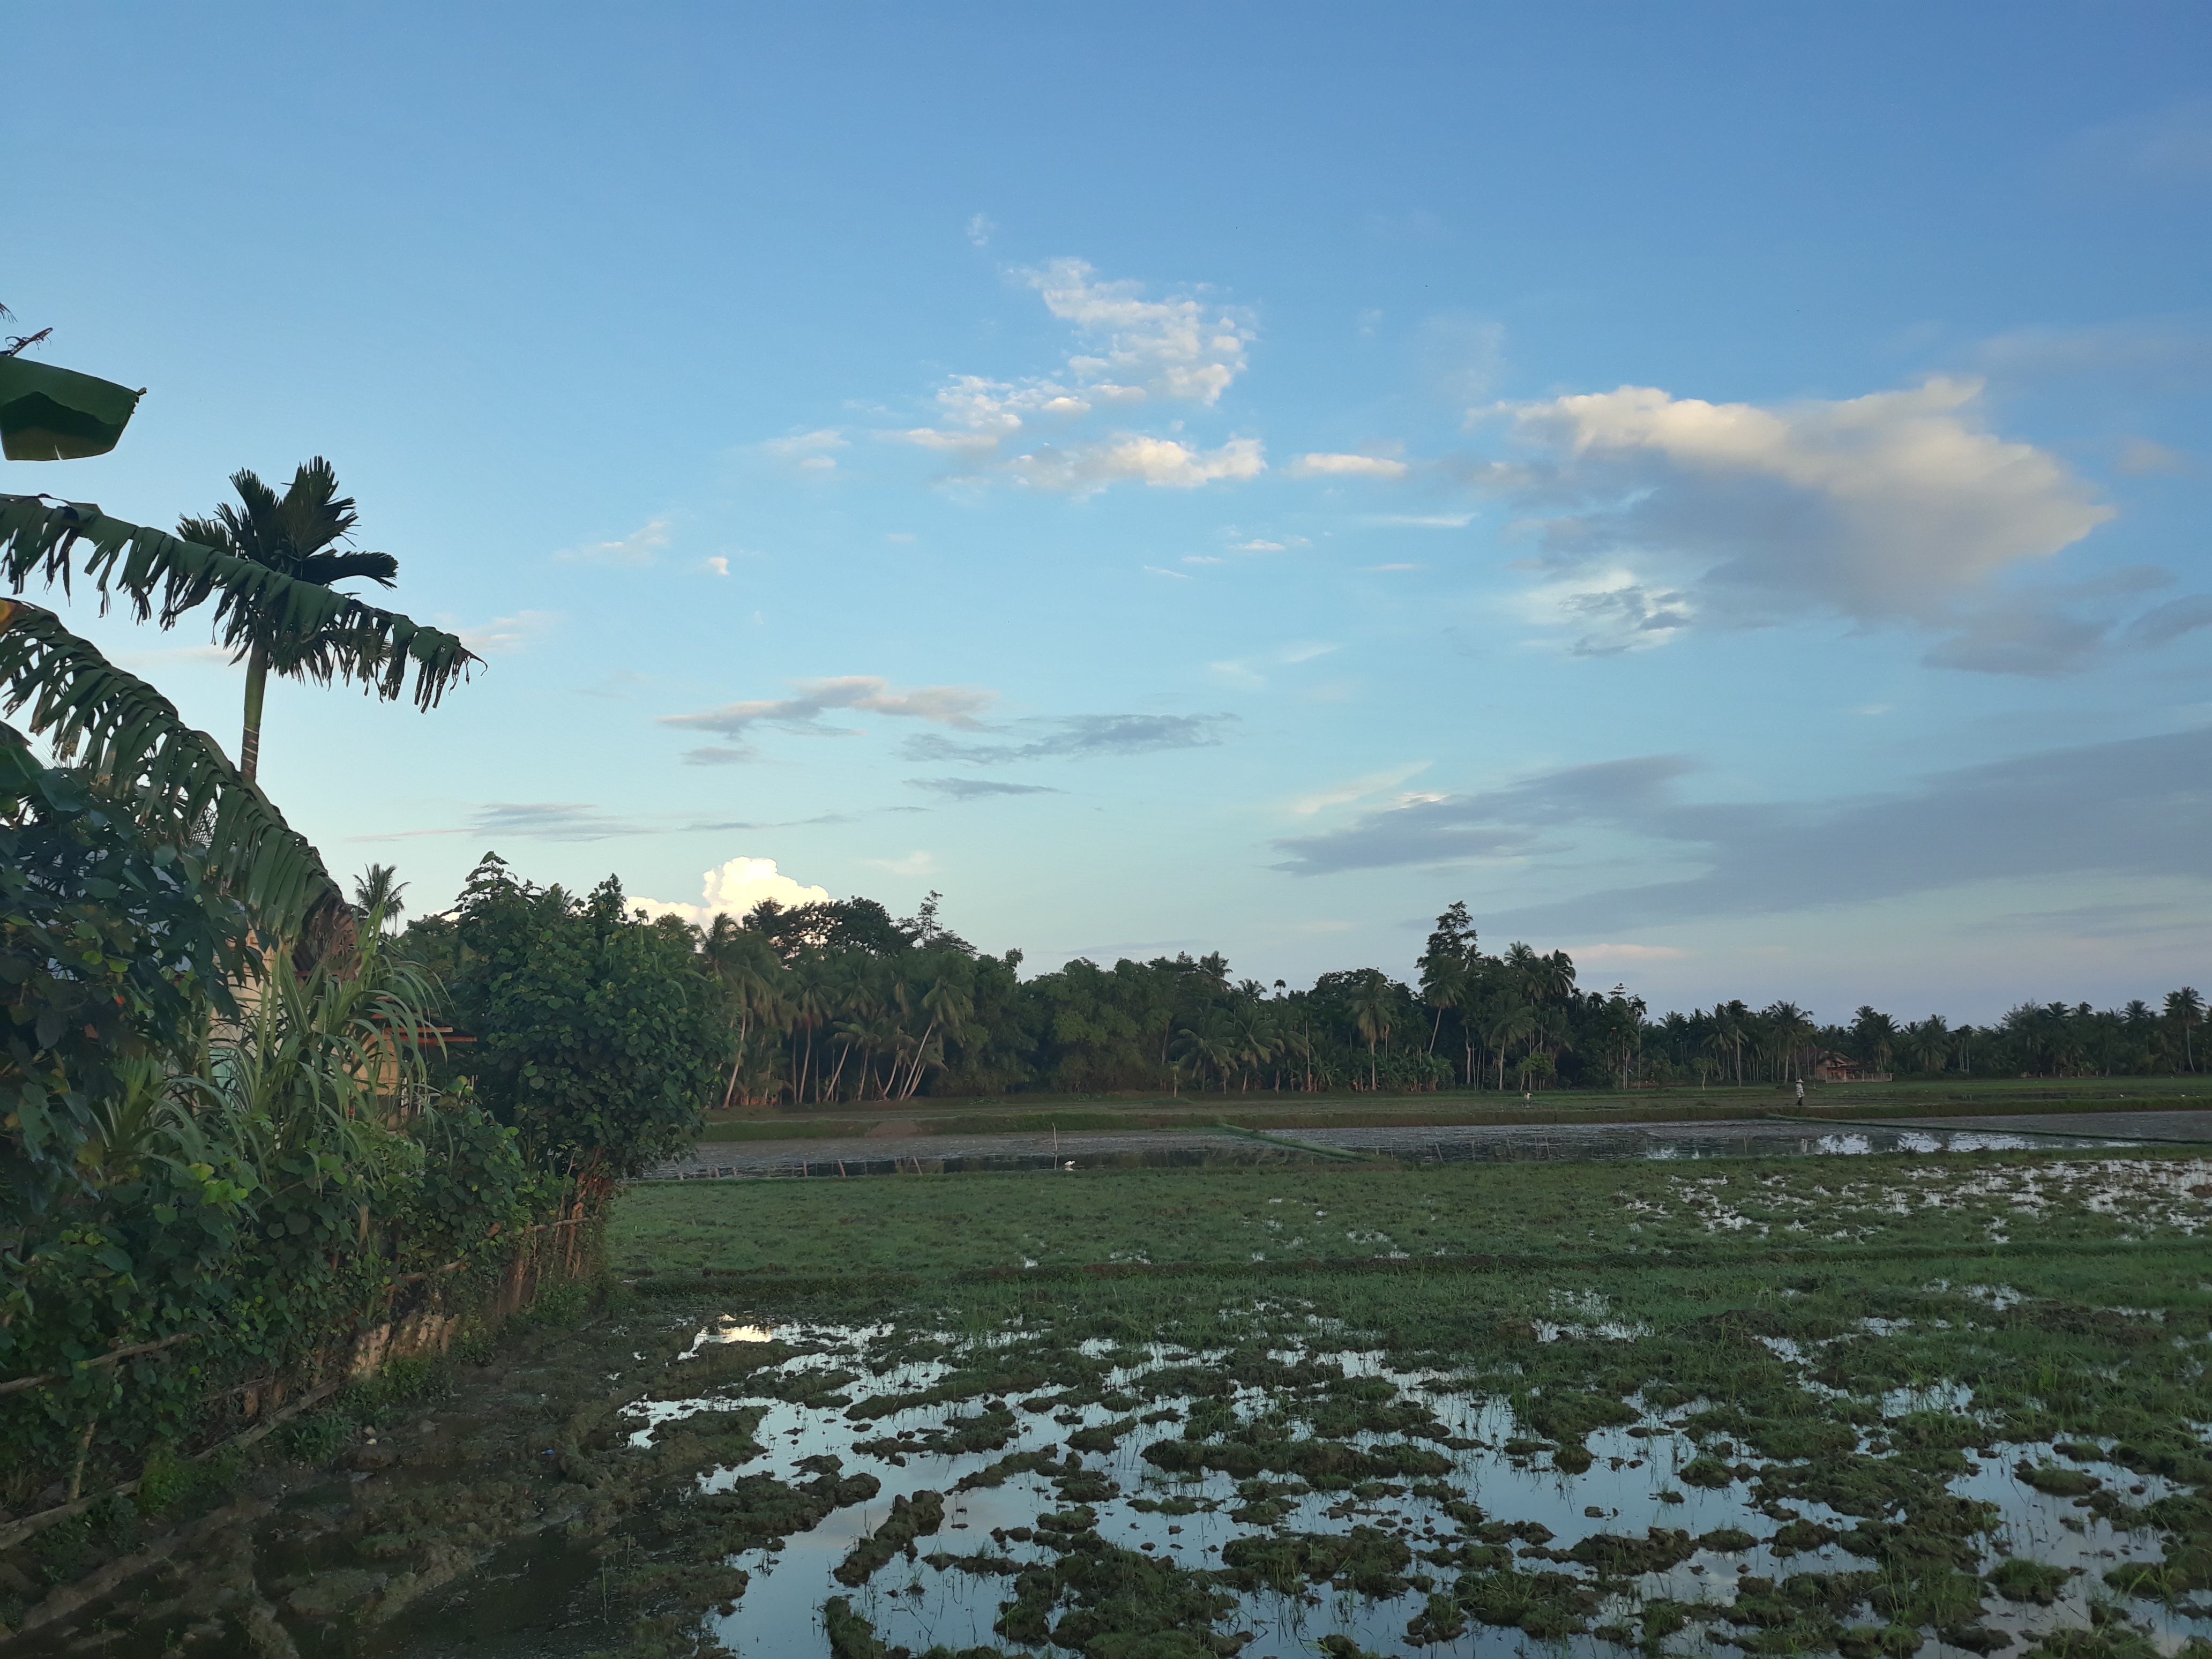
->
[649,1318,2203,1659]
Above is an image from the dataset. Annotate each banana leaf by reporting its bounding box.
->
[0,357,143,461]
[0,597,336,932]
[0,494,477,709]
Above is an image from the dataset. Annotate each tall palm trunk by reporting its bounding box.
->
[239,641,271,782]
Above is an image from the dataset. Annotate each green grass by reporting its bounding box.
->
[614,1147,2212,1281]
[693,1074,2212,1142]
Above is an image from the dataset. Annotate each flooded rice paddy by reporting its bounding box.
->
[619,1313,2212,1659]
[13,1149,2212,1659]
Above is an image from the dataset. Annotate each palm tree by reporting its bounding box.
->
[171,459,460,782]
[1347,970,1394,1091]
[353,863,407,930]
[2168,988,2205,1073]
[1486,1005,1537,1092]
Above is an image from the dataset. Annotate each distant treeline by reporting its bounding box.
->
[402,871,2208,1104]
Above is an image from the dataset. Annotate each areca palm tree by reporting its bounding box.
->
[3,483,478,786]
[174,459,443,782]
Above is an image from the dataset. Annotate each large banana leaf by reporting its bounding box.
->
[0,494,477,709]
[0,357,144,461]
[0,599,335,931]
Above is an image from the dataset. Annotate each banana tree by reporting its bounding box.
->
[0,470,479,782]
[0,597,335,932]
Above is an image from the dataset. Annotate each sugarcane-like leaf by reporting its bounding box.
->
[0,492,478,710]
[0,599,337,932]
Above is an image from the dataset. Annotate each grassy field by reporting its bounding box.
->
[693,1075,2211,1142]
[613,1148,2212,1282]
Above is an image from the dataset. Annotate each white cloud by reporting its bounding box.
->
[700,556,730,577]
[1023,257,1253,407]
[458,609,558,655]
[1473,378,2115,667]
[885,259,1260,495]
[553,519,671,567]
[1289,453,1409,480]
[1361,563,1423,573]
[1232,539,1285,552]
[1279,642,1338,663]
[1370,513,1474,528]
[1289,762,1430,817]
[867,850,936,877]
[966,212,996,247]
[1146,564,1196,580]
[661,676,997,758]
[631,855,829,928]
[1183,554,1226,565]
[765,429,849,471]
[1007,435,1266,496]
[1570,943,1688,965]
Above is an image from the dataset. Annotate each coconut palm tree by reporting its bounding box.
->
[1346,970,1394,1092]
[2168,988,2205,1073]
[353,863,407,930]
[1486,1005,1537,1092]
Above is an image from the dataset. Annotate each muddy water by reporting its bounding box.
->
[616,1318,2209,1659]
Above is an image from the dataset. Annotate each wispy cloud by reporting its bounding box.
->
[867,850,936,877]
[906,776,1064,800]
[1288,453,1409,480]
[905,713,1234,765]
[1287,761,1430,818]
[660,676,998,762]
[458,609,558,655]
[553,519,672,567]
[764,429,849,471]
[966,212,996,247]
[1272,729,2212,943]
[471,801,648,841]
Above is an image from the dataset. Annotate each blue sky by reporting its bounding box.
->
[7,3,2209,1020]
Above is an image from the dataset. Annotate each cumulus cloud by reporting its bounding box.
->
[553,519,672,567]
[885,259,1261,495]
[1272,728,2212,939]
[631,856,830,928]
[1466,378,2147,672]
[661,676,998,761]
[998,435,1264,496]
[1288,453,1409,480]
[904,713,1233,765]
[1025,257,1254,406]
